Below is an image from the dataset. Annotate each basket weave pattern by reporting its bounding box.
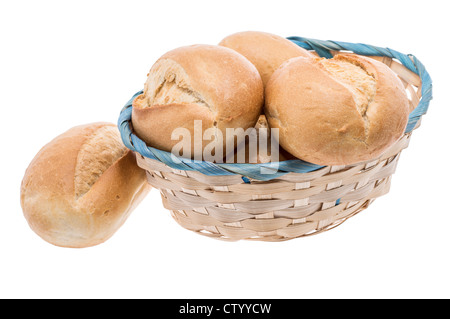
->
[136,133,411,241]
[119,37,432,241]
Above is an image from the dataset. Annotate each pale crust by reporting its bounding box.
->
[132,44,264,161]
[74,125,126,198]
[20,123,151,248]
[132,103,215,158]
[265,54,410,165]
[219,31,314,86]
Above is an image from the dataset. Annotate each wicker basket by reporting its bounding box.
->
[118,36,433,241]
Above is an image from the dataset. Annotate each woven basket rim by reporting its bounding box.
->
[118,36,433,181]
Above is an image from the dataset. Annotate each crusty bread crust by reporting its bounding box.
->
[74,125,127,198]
[219,31,314,86]
[20,123,151,248]
[132,44,264,161]
[265,54,410,165]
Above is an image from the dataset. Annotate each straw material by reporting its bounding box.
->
[137,130,412,241]
[129,47,428,241]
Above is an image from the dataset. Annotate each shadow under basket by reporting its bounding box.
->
[118,36,433,242]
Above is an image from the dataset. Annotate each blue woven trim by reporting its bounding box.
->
[118,36,433,180]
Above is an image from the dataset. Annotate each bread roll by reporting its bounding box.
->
[219,31,314,86]
[265,54,410,166]
[20,123,151,248]
[132,44,264,161]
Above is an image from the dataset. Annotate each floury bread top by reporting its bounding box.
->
[265,53,409,165]
[131,44,264,161]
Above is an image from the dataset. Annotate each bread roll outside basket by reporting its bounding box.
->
[118,36,433,241]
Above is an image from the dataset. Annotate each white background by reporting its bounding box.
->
[1,0,448,299]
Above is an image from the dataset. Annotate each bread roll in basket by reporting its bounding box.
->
[118,36,432,241]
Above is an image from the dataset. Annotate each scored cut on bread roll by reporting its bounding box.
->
[132,44,264,161]
[20,122,151,248]
[219,31,314,86]
[265,54,410,166]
